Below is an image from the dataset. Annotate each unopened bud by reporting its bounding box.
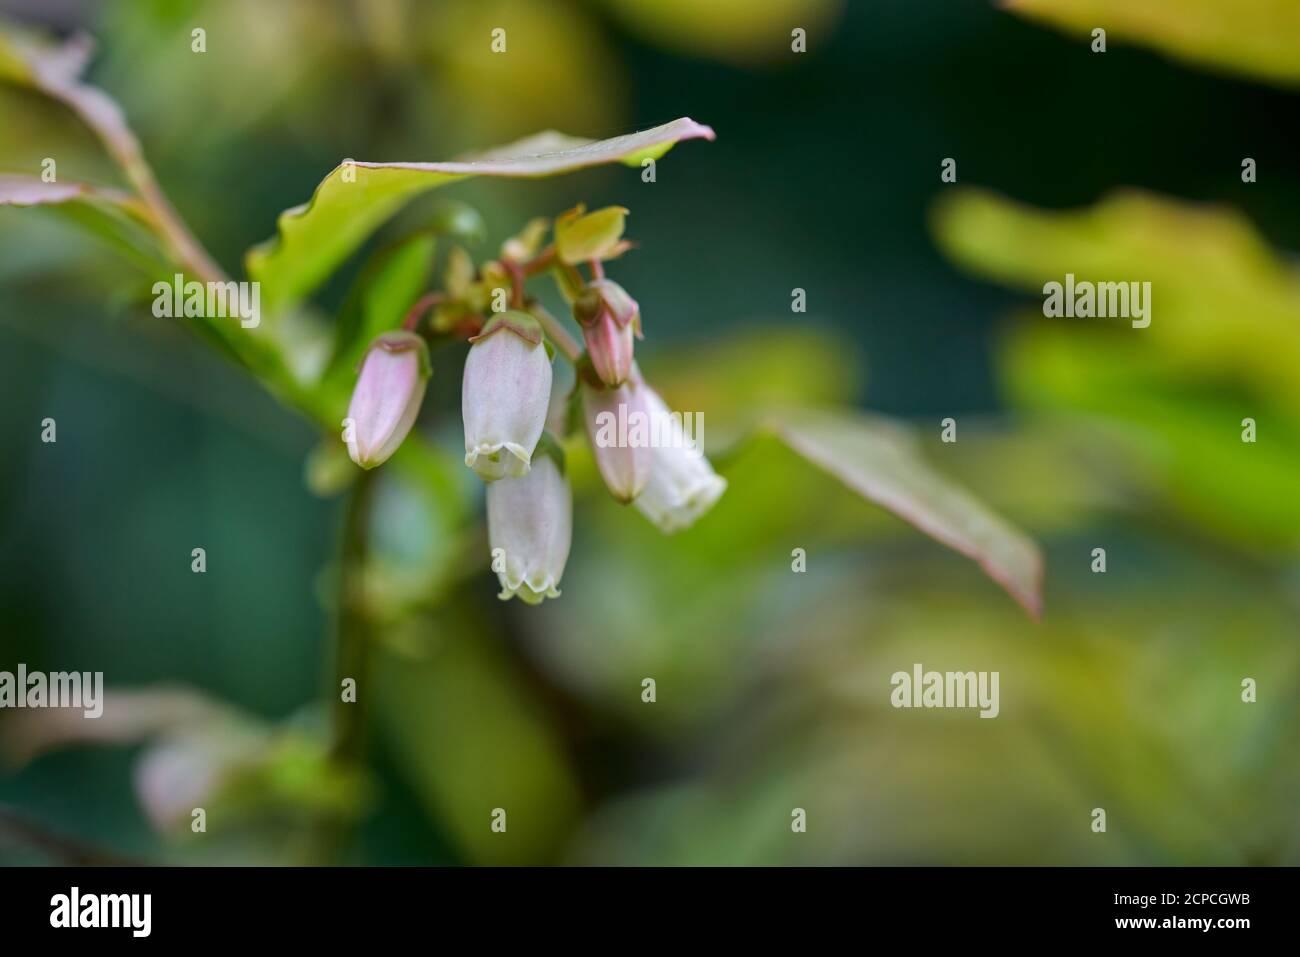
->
[345,331,430,469]
[574,279,639,387]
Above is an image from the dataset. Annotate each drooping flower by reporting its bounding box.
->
[462,311,553,481]
[487,438,571,604]
[634,382,727,533]
[345,331,430,470]
[573,279,639,387]
[581,366,651,503]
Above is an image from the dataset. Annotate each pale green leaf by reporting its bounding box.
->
[0,26,225,283]
[767,409,1044,617]
[245,118,715,316]
[0,31,150,191]
[0,174,169,274]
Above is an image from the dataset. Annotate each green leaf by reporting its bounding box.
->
[0,174,121,209]
[245,117,715,317]
[0,174,170,275]
[555,204,628,264]
[0,26,226,284]
[932,188,1300,552]
[323,231,436,386]
[0,31,152,192]
[1003,0,1300,87]
[932,187,1300,410]
[373,632,582,865]
[1002,323,1300,552]
[767,409,1044,618]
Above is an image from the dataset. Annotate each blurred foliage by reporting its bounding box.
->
[3,0,1300,869]
[933,188,1300,554]
[568,565,1300,864]
[601,0,844,66]
[1006,0,1300,87]
[91,0,625,156]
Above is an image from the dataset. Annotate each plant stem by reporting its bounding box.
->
[531,303,583,363]
[503,258,527,309]
[503,246,584,361]
[67,91,226,284]
[0,803,149,866]
[521,247,556,276]
[402,291,444,332]
[331,468,376,770]
[306,467,377,865]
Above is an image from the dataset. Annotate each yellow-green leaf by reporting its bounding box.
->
[554,204,629,264]
[1003,0,1300,86]
[931,187,1300,409]
[932,187,1300,551]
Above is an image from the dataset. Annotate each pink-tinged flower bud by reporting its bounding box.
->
[581,369,651,503]
[574,279,639,387]
[463,311,553,481]
[487,441,571,604]
[345,331,430,470]
[634,383,726,533]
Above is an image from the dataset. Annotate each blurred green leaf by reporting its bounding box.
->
[932,188,1300,410]
[1004,0,1300,87]
[570,562,1300,864]
[639,324,862,445]
[1004,326,1300,551]
[362,438,478,618]
[768,409,1044,617]
[600,0,844,66]
[0,174,169,275]
[246,118,715,317]
[0,21,295,397]
[372,624,582,865]
[933,187,1300,551]
[0,30,156,203]
[323,232,435,384]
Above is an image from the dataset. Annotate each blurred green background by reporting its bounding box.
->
[1,0,1298,865]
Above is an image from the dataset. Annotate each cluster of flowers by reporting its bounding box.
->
[342,205,727,604]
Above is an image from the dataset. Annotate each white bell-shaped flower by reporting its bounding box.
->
[462,311,553,481]
[487,441,572,604]
[634,383,726,533]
